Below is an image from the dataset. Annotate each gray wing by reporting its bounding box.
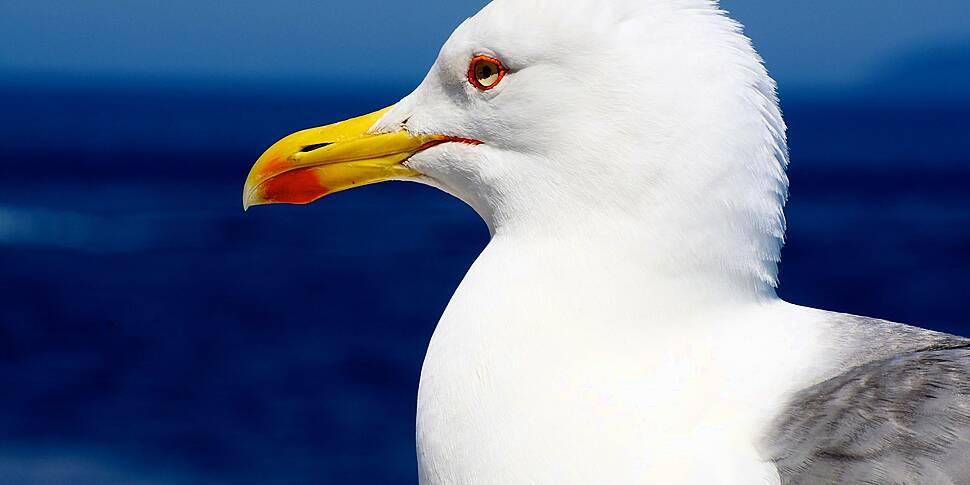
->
[765,342,970,485]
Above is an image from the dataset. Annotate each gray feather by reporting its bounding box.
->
[765,325,970,485]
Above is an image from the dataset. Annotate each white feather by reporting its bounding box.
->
[357,1,955,483]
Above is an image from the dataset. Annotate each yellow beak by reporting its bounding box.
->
[243,106,467,210]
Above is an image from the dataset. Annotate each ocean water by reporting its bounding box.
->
[0,81,968,484]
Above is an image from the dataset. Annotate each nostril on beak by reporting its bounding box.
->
[299,142,333,153]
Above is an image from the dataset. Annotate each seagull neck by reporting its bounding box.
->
[481,222,779,317]
[469,159,787,309]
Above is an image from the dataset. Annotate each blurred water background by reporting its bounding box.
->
[1,1,969,484]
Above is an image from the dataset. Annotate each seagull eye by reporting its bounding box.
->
[468,55,507,91]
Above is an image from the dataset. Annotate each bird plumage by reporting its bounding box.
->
[392,2,970,481]
[765,318,970,484]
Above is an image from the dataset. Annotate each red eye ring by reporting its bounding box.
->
[468,55,508,91]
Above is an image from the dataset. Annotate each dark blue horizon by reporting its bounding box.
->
[3,0,970,90]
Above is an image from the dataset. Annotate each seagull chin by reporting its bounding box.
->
[245,1,970,484]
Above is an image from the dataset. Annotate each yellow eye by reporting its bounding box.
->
[468,55,508,91]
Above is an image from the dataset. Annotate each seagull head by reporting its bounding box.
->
[244,0,789,295]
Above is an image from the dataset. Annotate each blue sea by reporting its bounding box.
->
[1,79,968,484]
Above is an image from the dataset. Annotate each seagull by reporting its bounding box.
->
[243,1,970,483]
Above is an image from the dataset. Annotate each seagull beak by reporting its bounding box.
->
[243,106,447,210]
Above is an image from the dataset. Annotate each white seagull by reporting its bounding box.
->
[243,1,970,483]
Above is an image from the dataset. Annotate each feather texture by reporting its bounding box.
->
[766,320,970,485]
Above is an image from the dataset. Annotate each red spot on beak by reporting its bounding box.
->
[258,167,330,205]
